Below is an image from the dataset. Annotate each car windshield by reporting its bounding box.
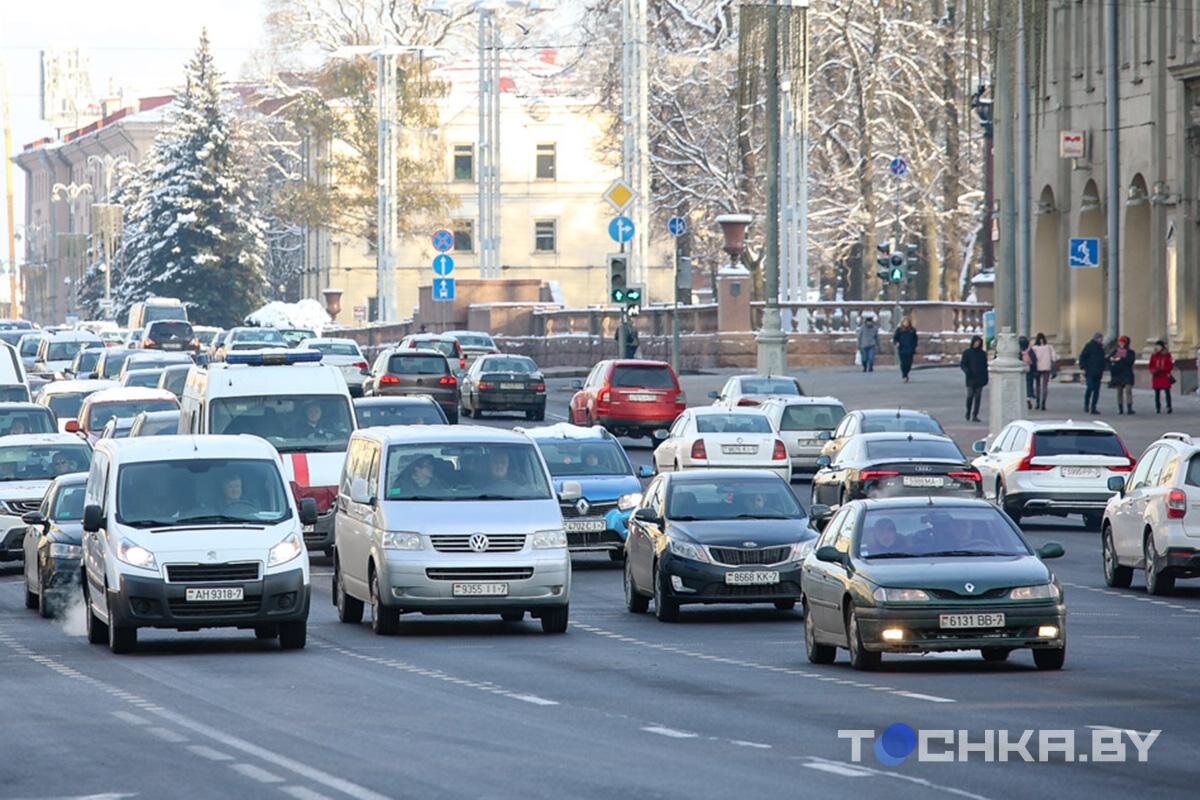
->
[455,334,495,348]
[856,507,1030,559]
[47,340,97,361]
[308,342,360,357]
[611,365,674,388]
[73,350,102,371]
[135,414,179,436]
[52,484,86,521]
[46,392,87,419]
[124,370,163,388]
[0,410,54,435]
[384,442,551,501]
[210,395,353,453]
[666,478,804,520]
[778,404,845,431]
[480,357,537,374]
[860,414,944,435]
[0,331,25,345]
[116,458,289,527]
[126,355,190,371]
[740,378,799,395]
[20,338,44,356]
[354,402,444,426]
[161,369,189,396]
[0,444,91,481]
[281,330,314,347]
[147,321,193,340]
[535,439,629,477]
[1032,430,1125,457]
[233,328,285,344]
[88,399,178,431]
[144,305,186,323]
[99,353,130,379]
[866,439,964,460]
[388,354,446,375]
[695,414,773,434]
[0,386,29,402]
[194,329,220,345]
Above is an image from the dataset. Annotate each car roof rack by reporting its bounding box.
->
[1160,432,1194,444]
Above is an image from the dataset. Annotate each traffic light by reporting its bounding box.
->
[875,242,892,282]
[905,243,921,280]
[624,286,643,307]
[608,253,628,303]
[888,253,905,283]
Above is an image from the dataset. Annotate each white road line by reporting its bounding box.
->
[804,761,872,777]
[111,710,149,726]
[802,757,993,799]
[730,740,773,749]
[145,726,189,743]
[231,763,286,784]
[642,725,699,739]
[892,691,956,704]
[187,744,234,762]
[1086,724,1158,738]
[546,412,568,421]
[508,693,560,706]
[280,787,336,800]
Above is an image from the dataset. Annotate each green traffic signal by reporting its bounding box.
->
[625,287,642,303]
[612,288,627,302]
[889,266,905,283]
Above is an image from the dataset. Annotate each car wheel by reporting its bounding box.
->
[334,558,364,624]
[540,604,569,634]
[462,405,473,418]
[107,601,137,655]
[998,483,1020,524]
[981,647,1011,662]
[1082,512,1103,531]
[37,575,54,619]
[83,580,107,645]
[370,568,400,635]
[254,624,279,640]
[278,621,307,650]
[844,602,880,671]
[23,577,37,610]
[608,549,625,563]
[1102,527,1133,588]
[446,411,459,425]
[653,564,680,622]
[804,599,835,664]
[1144,534,1176,596]
[774,599,796,611]
[501,611,524,622]
[624,558,649,613]
[1032,645,1066,670]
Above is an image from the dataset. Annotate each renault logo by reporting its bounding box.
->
[469,534,490,553]
[964,582,975,593]
[575,498,590,516]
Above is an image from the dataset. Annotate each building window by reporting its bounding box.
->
[536,143,556,180]
[534,220,557,252]
[453,144,474,181]
[452,219,474,252]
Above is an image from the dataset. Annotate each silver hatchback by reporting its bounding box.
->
[332,426,575,634]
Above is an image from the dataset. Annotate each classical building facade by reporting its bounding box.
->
[1029,1,1200,356]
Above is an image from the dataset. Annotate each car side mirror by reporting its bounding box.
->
[349,477,375,507]
[82,504,103,534]
[64,419,81,433]
[707,390,719,400]
[21,510,47,529]
[817,431,832,441]
[808,503,833,531]
[1107,476,1126,494]
[1037,542,1065,560]
[815,545,844,564]
[815,455,831,468]
[298,497,319,526]
[972,439,987,454]
[559,480,582,502]
[632,507,662,526]
[636,465,655,478]
[570,379,583,390]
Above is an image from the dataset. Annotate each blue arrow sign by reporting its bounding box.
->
[431,228,454,252]
[609,216,635,243]
[667,216,687,237]
[432,254,455,276]
[888,156,908,177]
[432,277,455,301]
[1068,237,1101,268]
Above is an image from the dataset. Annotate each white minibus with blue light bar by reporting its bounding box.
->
[179,349,357,555]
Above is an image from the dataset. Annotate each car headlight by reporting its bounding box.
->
[267,532,304,567]
[872,587,931,603]
[382,531,423,551]
[667,538,709,563]
[531,529,567,549]
[48,542,83,559]
[116,539,157,571]
[1008,583,1061,601]
[617,492,642,511]
[790,538,816,562]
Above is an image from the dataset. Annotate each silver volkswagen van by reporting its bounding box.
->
[332,425,576,634]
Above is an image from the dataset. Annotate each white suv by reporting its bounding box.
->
[1102,432,1200,595]
[971,419,1134,529]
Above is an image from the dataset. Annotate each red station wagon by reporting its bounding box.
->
[569,360,686,439]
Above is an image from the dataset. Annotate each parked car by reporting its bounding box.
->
[459,354,546,420]
[568,359,686,440]
[810,432,982,509]
[399,334,466,372]
[819,408,948,463]
[0,403,57,436]
[0,434,93,562]
[141,319,197,353]
[352,396,447,427]
[71,387,180,445]
[709,374,805,407]
[35,380,118,433]
[21,471,88,618]
[301,338,370,397]
[652,407,790,481]
[758,396,846,478]
[364,347,459,424]
[128,409,181,438]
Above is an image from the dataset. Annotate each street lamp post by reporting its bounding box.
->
[87,155,128,321]
[52,182,91,322]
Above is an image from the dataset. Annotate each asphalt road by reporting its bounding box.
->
[1,372,1197,799]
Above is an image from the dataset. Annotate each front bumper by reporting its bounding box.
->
[855,602,1066,652]
[111,567,309,630]
[661,554,803,605]
[303,510,336,552]
[379,551,571,613]
[1007,490,1112,516]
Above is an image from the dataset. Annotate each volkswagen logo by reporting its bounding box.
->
[964,582,976,593]
[575,498,590,516]
[468,534,490,553]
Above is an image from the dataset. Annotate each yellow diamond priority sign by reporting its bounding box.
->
[602,178,636,212]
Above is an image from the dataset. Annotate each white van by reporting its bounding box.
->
[179,349,356,555]
[126,297,187,330]
[80,435,316,653]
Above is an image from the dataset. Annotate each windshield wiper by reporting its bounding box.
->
[916,550,1015,558]
[732,513,792,520]
[459,493,534,501]
[668,515,702,521]
[391,495,456,501]
[125,519,180,529]
[172,515,264,526]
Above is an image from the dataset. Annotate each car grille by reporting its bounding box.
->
[425,567,534,581]
[566,530,623,549]
[165,563,261,583]
[430,535,526,553]
[560,500,619,518]
[5,499,42,515]
[927,587,1011,601]
[167,598,261,617]
[707,546,792,566]
[707,581,801,598]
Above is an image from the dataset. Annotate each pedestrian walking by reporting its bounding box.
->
[1077,331,1107,415]
[1019,335,1036,410]
[1108,335,1137,415]
[893,317,918,382]
[615,317,640,359]
[856,314,880,372]
[1149,339,1175,414]
[960,335,988,422]
[1029,332,1057,410]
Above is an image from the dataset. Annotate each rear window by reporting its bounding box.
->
[866,439,964,461]
[1033,431,1125,458]
[233,328,285,344]
[0,386,30,402]
[46,392,87,419]
[740,377,800,396]
[456,334,495,348]
[388,354,448,375]
[694,414,773,434]
[147,321,193,340]
[1187,457,1200,488]
[20,338,43,356]
[144,304,186,323]
[0,409,55,435]
[412,340,456,358]
[355,402,446,427]
[0,331,25,345]
[860,414,943,435]
[778,403,845,431]
[480,357,537,374]
[46,340,99,361]
[611,365,675,389]
[100,353,131,379]
[309,342,361,357]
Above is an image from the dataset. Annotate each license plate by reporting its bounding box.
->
[628,393,656,402]
[303,524,315,534]
[725,571,780,585]
[939,612,1005,629]
[903,476,945,487]
[1061,467,1101,478]
[185,587,244,602]
[722,444,758,455]
[500,382,524,390]
[564,518,606,532]
[452,583,509,597]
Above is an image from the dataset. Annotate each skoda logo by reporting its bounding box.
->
[575,498,590,516]
[469,534,490,553]
[964,582,976,593]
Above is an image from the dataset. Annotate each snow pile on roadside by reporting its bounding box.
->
[246,299,331,333]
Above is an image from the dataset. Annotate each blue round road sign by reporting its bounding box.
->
[432,229,454,252]
[888,157,908,177]
[667,216,687,237]
[432,254,455,276]
[609,216,635,243]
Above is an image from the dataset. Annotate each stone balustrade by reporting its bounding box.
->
[750,301,991,335]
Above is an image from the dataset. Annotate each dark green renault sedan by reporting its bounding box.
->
[801,497,1066,671]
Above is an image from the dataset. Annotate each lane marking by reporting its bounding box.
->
[642,725,699,739]
[187,744,234,762]
[1087,724,1158,738]
[892,691,956,704]
[232,763,286,784]
[111,711,149,726]
[280,787,337,800]
[145,726,189,743]
[802,757,993,799]
[730,740,773,749]
[804,761,872,777]
[1063,581,1200,615]
[508,693,560,706]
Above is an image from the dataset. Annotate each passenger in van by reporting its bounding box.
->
[397,455,437,495]
[486,451,523,494]
[6,418,27,435]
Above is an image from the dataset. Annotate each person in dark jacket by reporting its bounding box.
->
[615,318,640,359]
[1108,335,1137,414]
[1018,335,1035,410]
[960,335,989,422]
[893,317,918,382]
[1077,331,1107,415]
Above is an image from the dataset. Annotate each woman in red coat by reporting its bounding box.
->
[1149,339,1174,414]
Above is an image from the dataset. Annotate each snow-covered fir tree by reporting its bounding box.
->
[116,31,267,327]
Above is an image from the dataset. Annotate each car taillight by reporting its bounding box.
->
[189,339,200,349]
[737,398,760,406]
[379,374,400,385]
[675,393,686,407]
[1167,488,1188,519]
[353,361,368,369]
[533,383,545,392]
[439,375,457,385]
[142,339,155,348]
[690,439,707,460]
[1016,452,1052,471]
[478,381,495,390]
[459,358,466,370]
[599,389,611,403]
[772,439,787,460]
[948,470,982,483]
[860,469,900,481]
[1111,440,1136,471]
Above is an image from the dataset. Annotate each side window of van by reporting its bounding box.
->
[86,454,109,512]
[366,444,381,496]
[340,440,363,495]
